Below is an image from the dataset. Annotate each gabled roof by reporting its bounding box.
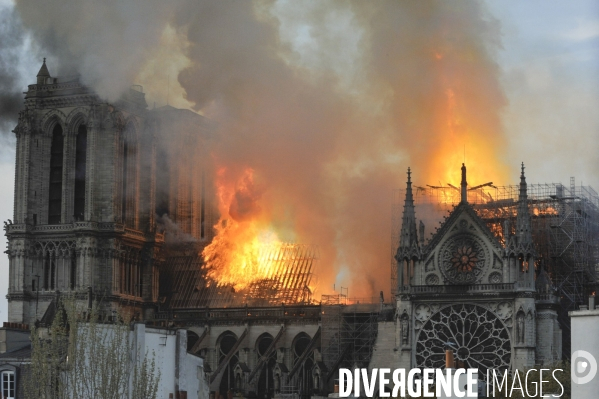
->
[0,344,32,360]
[535,267,554,293]
[424,202,503,254]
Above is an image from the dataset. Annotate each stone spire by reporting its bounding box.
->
[37,58,50,85]
[535,265,553,294]
[516,163,532,246]
[461,163,468,203]
[396,168,420,290]
[399,168,418,249]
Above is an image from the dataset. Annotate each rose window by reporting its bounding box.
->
[451,245,477,272]
[440,234,486,284]
[415,304,511,381]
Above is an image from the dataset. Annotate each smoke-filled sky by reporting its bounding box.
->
[0,0,597,319]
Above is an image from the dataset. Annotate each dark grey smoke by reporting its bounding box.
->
[10,0,508,297]
[0,6,26,133]
[15,0,175,101]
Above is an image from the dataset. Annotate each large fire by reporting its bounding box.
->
[202,167,278,290]
[425,75,508,190]
[202,167,316,302]
[202,79,507,301]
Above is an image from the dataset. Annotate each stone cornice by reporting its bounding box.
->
[5,222,163,243]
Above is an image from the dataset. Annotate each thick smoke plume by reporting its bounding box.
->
[0,5,26,133]
[10,0,508,298]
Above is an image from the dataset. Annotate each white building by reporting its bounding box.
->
[0,321,209,399]
[569,296,599,399]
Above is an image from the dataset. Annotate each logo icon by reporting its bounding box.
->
[572,350,598,385]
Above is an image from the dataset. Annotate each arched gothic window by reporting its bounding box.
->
[119,248,142,297]
[121,125,138,228]
[256,333,276,399]
[48,124,64,224]
[292,333,314,396]
[217,331,239,397]
[74,124,87,220]
[43,251,56,290]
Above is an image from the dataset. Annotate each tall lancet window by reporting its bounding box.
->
[48,124,64,224]
[121,125,137,227]
[74,124,87,220]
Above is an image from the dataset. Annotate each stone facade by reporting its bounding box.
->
[5,61,214,325]
[393,164,562,377]
[153,305,326,398]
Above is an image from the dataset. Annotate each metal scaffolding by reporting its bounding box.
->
[320,295,344,377]
[320,295,379,384]
[340,311,378,368]
[391,179,599,357]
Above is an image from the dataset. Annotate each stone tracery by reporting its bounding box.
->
[440,234,487,284]
[415,304,511,380]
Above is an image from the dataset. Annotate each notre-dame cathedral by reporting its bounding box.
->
[392,164,562,372]
[2,60,580,398]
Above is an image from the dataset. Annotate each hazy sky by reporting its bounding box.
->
[0,1,597,321]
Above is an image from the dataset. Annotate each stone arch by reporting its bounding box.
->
[30,240,76,291]
[215,329,239,355]
[65,107,90,136]
[515,309,526,344]
[415,303,511,381]
[120,119,140,228]
[272,362,287,394]
[233,363,248,392]
[291,332,311,363]
[291,332,314,394]
[256,332,276,399]
[526,310,535,345]
[40,109,67,134]
[64,108,90,221]
[32,240,76,257]
[399,311,410,346]
[311,362,327,393]
[216,330,239,397]
[255,332,274,355]
[109,110,125,131]
[124,116,141,138]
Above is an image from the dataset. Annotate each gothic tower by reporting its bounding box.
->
[6,61,163,324]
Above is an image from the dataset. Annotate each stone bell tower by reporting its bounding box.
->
[6,60,163,324]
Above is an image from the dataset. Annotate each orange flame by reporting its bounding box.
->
[424,79,508,190]
[202,167,282,290]
[202,167,316,303]
[533,206,558,216]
